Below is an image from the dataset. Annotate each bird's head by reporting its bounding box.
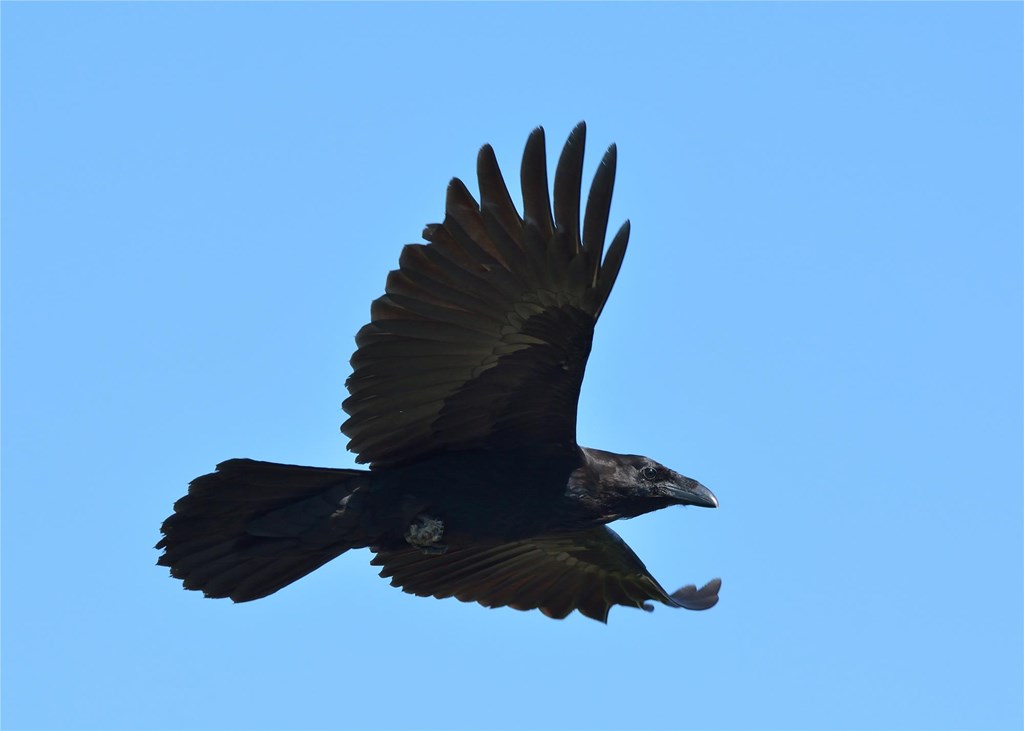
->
[576,448,718,521]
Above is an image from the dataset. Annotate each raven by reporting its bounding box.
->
[157,123,720,622]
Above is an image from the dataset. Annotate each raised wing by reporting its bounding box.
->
[342,123,629,467]
[371,526,721,623]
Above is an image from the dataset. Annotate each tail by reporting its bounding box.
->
[157,459,371,602]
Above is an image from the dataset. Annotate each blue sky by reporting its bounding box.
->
[3,3,1021,730]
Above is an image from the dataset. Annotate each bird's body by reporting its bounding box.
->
[158,123,720,622]
[374,449,586,544]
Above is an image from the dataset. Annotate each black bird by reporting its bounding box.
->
[157,123,720,622]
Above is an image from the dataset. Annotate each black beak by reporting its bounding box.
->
[665,478,718,509]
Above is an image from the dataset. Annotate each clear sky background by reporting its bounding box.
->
[3,3,1021,730]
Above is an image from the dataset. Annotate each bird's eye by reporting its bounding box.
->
[640,466,659,481]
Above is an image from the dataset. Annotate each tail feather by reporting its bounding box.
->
[157,459,370,602]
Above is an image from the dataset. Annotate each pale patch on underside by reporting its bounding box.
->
[405,515,447,554]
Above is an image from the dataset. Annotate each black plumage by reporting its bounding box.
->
[157,123,720,622]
